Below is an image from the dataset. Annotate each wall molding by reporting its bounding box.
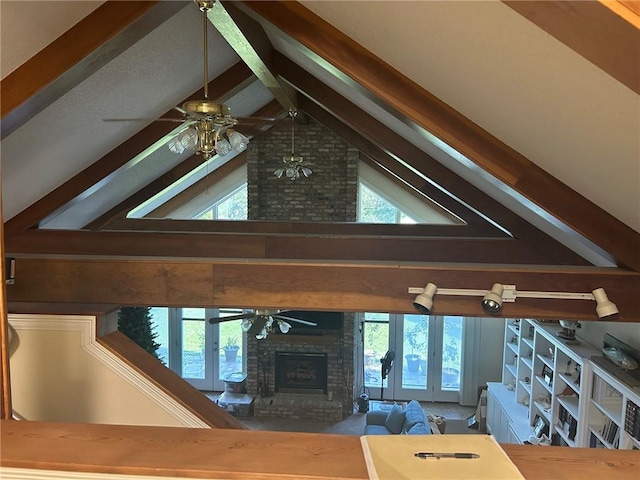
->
[8,314,208,428]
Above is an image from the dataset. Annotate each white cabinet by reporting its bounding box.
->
[587,358,640,450]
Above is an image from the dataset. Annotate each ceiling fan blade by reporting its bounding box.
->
[235,116,278,122]
[272,315,317,326]
[208,313,255,324]
[103,118,184,123]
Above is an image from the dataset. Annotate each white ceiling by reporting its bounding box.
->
[0,1,638,267]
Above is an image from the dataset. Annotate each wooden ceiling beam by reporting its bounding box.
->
[243,1,640,272]
[503,0,640,94]
[0,1,187,138]
[280,57,590,267]
[5,228,562,265]
[85,100,285,230]
[209,1,297,111]
[4,62,255,236]
[6,258,639,321]
[300,100,507,236]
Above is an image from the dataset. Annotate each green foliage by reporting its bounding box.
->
[118,307,160,359]
[225,335,239,349]
[405,317,428,355]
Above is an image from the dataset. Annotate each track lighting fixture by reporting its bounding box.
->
[409,283,619,319]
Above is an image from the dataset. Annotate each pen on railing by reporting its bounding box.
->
[414,452,480,459]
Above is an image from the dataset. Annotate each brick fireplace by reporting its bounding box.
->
[242,117,358,421]
[275,352,328,394]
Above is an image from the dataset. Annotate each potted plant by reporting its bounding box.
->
[405,321,426,373]
[223,335,239,362]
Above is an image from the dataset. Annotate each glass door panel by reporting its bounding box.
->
[181,308,210,390]
[442,316,463,392]
[215,309,245,391]
[363,313,390,396]
[401,314,429,391]
[361,313,463,402]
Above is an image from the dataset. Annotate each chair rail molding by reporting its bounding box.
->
[8,314,209,428]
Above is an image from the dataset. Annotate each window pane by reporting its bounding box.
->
[181,308,205,379]
[359,184,397,223]
[363,313,390,390]
[150,307,169,366]
[216,184,247,220]
[442,316,463,391]
[402,314,428,390]
[218,309,245,380]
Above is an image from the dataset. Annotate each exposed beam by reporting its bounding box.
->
[4,62,255,236]
[301,101,512,236]
[279,56,590,267]
[6,258,639,321]
[208,1,297,111]
[3,228,560,265]
[85,100,285,230]
[0,1,188,138]
[243,1,640,272]
[503,0,640,94]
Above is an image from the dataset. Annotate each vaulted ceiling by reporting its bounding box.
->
[1,1,639,320]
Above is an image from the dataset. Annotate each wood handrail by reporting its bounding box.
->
[1,420,639,479]
[99,331,247,430]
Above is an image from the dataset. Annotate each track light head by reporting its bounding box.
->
[482,283,504,314]
[413,283,437,314]
[592,288,619,319]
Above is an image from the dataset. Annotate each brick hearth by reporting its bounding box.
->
[254,393,344,422]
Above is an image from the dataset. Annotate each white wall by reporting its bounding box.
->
[478,318,505,386]
[578,321,640,352]
[8,314,207,427]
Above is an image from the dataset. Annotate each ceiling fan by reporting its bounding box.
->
[106,0,276,159]
[209,309,317,339]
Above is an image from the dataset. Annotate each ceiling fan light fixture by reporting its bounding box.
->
[215,135,232,156]
[227,130,249,152]
[278,320,292,334]
[274,110,312,181]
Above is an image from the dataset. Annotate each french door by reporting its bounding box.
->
[152,307,246,391]
[362,313,463,402]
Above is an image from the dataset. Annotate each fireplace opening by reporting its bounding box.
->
[275,352,328,394]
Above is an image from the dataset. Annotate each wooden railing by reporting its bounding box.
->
[1,420,640,479]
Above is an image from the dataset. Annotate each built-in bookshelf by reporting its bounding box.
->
[588,358,640,450]
[489,319,600,446]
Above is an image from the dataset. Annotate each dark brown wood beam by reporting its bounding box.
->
[6,258,639,321]
[4,62,255,236]
[243,1,640,272]
[301,101,508,236]
[4,229,558,265]
[281,58,590,267]
[503,0,640,94]
[86,100,285,230]
[0,1,187,138]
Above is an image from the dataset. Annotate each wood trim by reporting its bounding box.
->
[1,420,639,479]
[503,0,640,94]
[281,57,591,267]
[0,177,11,419]
[3,229,562,265]
[4,62,255,236]
[244,1,640,272]
[98,331,247,430]
[301,99,499,234]
[0,1,187,138]
[5,258,639,321]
